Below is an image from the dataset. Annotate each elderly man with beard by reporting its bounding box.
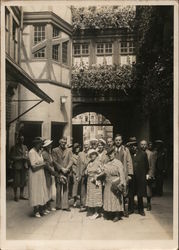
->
[140,140,156,211]
[52,136,73,211]
[114,134,134,216]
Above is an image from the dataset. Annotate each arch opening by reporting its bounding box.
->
[72,112,113,146]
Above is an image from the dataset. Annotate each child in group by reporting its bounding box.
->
[85,149,103,219]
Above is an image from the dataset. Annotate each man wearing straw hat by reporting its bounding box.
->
[52,136,73,211]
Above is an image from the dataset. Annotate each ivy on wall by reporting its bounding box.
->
[71,6,136,31]
[135,6,173,114]
[71,64,137,95]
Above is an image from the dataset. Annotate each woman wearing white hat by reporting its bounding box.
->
[42,139,60,212]
[85,149,103,219]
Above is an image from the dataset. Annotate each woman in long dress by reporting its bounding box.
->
[28,138,49,218]
[98,147,126,222]
[85,149,103,219]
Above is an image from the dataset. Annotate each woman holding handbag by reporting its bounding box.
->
[97,147,126,222]
[28,137,49,218]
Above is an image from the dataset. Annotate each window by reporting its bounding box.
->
[73,44,89,55]
[120,40,136,65]
[74,44,80,55]
[62,41,68,64]
[52,44,59,61]
[96,43,113,54]
[96,43,113,65]
[120,41,135,54]
[73,43,89,66]
[34,25,45,45]
[34,48,45,58]
[5,10,10,53]
[53,26,60,38]
[82,44,89,55]
[12,20,18,62]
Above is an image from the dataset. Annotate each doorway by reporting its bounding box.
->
[20,121,42,149]
[72,112,113,147]
[51,122,66,148]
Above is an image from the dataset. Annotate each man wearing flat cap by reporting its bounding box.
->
[52,136,73,211]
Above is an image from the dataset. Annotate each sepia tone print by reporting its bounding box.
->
[1,2,178,249]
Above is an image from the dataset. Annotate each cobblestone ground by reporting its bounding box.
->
[6,179,173,240]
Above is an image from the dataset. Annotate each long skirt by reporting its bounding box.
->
[86,177,102,208]
[103,176,124,212]
[28,168,49,207]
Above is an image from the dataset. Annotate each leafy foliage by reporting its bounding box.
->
[71,63,137,95]
[71,6,136,31]
[135,6,173,114]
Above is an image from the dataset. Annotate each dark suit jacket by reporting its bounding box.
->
[132,149,149,197]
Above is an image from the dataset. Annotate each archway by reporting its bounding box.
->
[72,112,113,146]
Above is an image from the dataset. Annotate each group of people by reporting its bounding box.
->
[9,134,167,222]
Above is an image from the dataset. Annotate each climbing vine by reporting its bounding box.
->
[71,6,136,31]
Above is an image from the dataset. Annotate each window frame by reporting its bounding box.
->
[52,44,60,61]
[120,41,135,55]
[96,43,113,65]
[33,25,46,45]
[62,41,68,65]
[73,43,90,66]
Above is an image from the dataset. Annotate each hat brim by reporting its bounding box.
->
[43,141,53,147]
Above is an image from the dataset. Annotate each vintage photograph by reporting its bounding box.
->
[0,0,178,249]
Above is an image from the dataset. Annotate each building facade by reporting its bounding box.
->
[71,7,149,143]
[9,6,73,149]
[5,6,53,153]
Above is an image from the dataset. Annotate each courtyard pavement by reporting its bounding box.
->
[6,180,173,240]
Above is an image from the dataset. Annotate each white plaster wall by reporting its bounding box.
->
[19,83,72,143]
[21,25,32,60]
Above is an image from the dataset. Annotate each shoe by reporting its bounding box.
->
[63,208,71,212]
[113,216,119,222]
[34,212,41,218]
[147,204,151,211]
[79,207,87,212]
[90,213,100,220]
[139,210,145,216]
[45,209,50,214]
[56,207,61,210]
[14,197,19,202]
[123,211,129,217]
[51,207,56,211]
[73,202,77,208]
[20,196,28,200]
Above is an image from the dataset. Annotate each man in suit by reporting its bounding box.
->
[10,135,29,202]
[77,140,90,212]
[130,139,149,216]
[52,136,73,211]
[140,140,156,210]
[114,134,134,216]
